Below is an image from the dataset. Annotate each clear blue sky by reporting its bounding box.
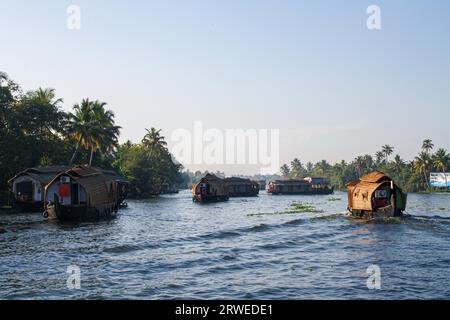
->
[1,0,449,174]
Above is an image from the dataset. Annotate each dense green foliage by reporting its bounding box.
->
[280,143,450,192]
[0,72,182,198]
[112,129,183,196]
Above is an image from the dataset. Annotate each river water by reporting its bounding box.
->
[0,191,449,299]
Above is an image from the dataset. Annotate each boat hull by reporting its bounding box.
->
[193,194,229,203]
[45,203,118,222]
[350,205,403,219]
[228,191,259,197]
[15,201,44,213]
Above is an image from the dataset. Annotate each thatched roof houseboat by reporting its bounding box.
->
[192,174,229,202]
[347,171,407,219]
[267,177,333,195]
[44,166,128,221]
[224,177,259,197]
[8,166,70,212]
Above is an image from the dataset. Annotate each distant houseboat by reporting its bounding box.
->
[8,166,70,212]
[43,166,128,221]
[224,177,259,197]
[347,171,407,219]
[267,177,334,195]
[192,174,229,202]
[257,180,266,191]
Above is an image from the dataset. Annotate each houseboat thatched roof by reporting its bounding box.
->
[271,179,310,185]
[46,166,117,206]
[194,174,228,195]
[359,171,391,184]
[347,171,406,212]
[223,177,258,185]
[8,166,71,185]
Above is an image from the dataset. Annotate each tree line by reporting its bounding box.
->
[0,72,183,198]
[280,141,450,192]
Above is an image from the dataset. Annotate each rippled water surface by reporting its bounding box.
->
[1,191,449,299]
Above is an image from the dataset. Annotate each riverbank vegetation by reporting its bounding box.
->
[0,72,184,199]
[280,141,449,192]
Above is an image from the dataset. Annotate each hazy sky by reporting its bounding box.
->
[1,0,449,174]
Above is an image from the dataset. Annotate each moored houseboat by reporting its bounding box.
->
[8,166,70,212]
[267,176,334,195]
[347,171,407,219]
[43,166,128,221]
[224,177,259,197]
[192,174,229,202]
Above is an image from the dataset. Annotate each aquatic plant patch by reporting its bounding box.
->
[247,201,323,216]
[327,197,341,202]
[288,202,324,213]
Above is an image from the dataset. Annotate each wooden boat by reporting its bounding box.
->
[267,177,334,195]
[224,177,259,197]
[8,166,70,212]
[347,171,407,219]
[192,174,229,202]
[43,166,127,221]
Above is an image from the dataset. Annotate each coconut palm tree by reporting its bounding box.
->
[142,127,168,152]
[280,164,290,178]
[315,160,329,176]
[353,156,364,177]
[305,162,314,174]
[432,148,450,189]
[393,154,405,175]
[67,99,121,166]
[375,151,385,166]
[363,155,374,174]
[290,158,304,178]
[422,139,434,154]
[381,145,394,162]
[414,151,431,189]
[87,101,121,166]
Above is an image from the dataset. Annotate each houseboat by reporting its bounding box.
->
[8,166,70,212]
[43,166,128,221]
[224,177,259,197]
[257,180,266,191]
[267,177,334,195]
[347,171,407,219]
[192,174,229,202]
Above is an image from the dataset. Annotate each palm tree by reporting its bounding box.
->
[305,162,314,174]
[88,101,121,166]
[31,88,63,107]
[393,154,405,175]
[381,145,394,162]
[414,151,431,189]
[353,156,364,177]
[66,99,121,166]
[290,158,304,178]
[280,164,290,178]
[422,139,434,154]
[142,128,168,153]
[374,151,385,167]
[363,155,374,174]
[432,148,450,189]
[315,160,329,176]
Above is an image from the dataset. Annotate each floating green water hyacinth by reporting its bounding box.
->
[248,201,323,216]
[327,197,341,202]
